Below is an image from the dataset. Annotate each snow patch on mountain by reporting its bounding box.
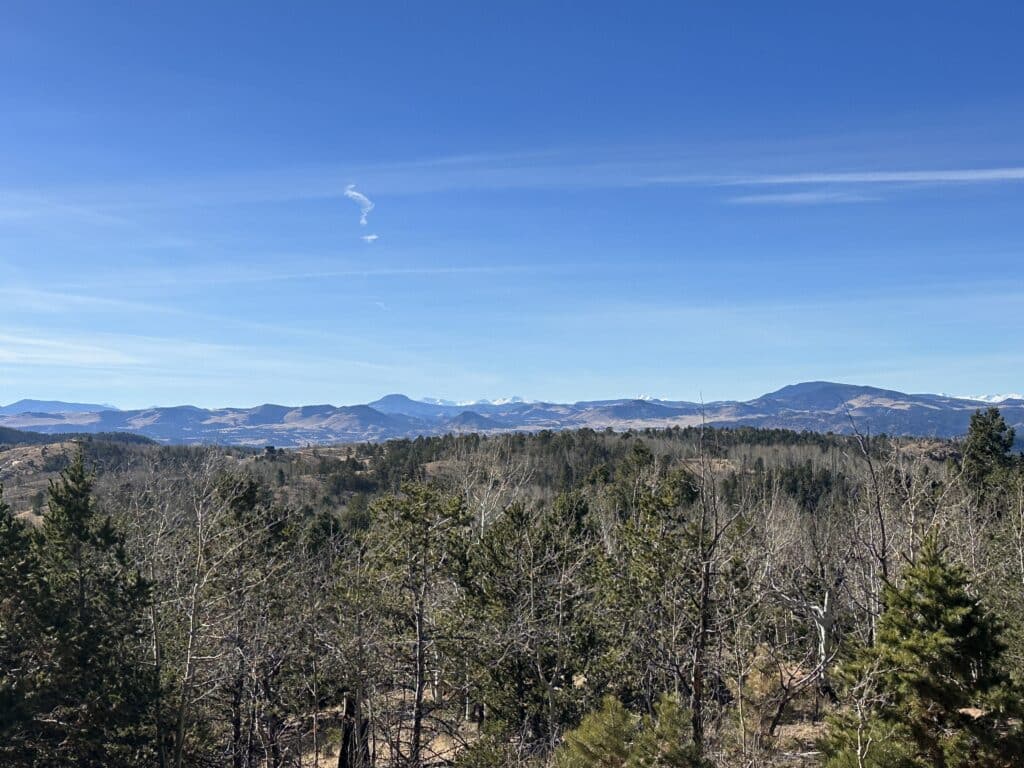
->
[419,396,531,406]
[947,393,1024,403]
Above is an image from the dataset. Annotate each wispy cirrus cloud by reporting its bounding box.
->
[0,191,134,226]
[78,262,543,289]
[724,166,1024,186]
[3,148,1024,221]
[0,332,142,367]
[655,164,1024,205]
[0,326,403,377]
[727,191,877,206]
[0,324,481,409]
[0,286,188,316]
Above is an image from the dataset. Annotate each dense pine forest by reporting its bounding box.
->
[2,412,1024,767]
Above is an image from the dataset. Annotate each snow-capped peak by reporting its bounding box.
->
[417,396,530,407]
[949,393,1024,403]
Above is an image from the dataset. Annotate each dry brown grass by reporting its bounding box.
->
[0,442,75,515]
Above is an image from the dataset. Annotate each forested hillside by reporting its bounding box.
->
[2,412,1023,767]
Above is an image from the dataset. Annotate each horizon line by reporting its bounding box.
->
[4,380,1021,414]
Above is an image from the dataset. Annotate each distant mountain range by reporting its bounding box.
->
[1,382,1021,448]
[0,399,120,416]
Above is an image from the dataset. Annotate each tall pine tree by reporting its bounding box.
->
[962,407,1016,495]
[0,451,157,766]
[0,483,52,765]
[823,535,1023,768]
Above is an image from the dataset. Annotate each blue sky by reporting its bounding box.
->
[2,2,1023,408]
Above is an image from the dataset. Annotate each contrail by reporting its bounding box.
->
[344,184,374,226]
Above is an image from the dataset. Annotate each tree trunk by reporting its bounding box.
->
[230,656,245,768]
[690,556,712,751]
[411,596,426,766]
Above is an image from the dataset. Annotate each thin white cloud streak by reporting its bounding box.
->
[63,263,549,291]
[0,325,496,409]
[3,148,1023,220]
[727,191,876,205]
[344,184,374,225]
[0,283,480,366]
[725,167,1024,186]
[0,265,549,343]
[0,191,134,226]
[0,327,406,378]
[555,284,1024,326]
[0,287,396,355]
[0,332,142,367]
[0,286,188,316]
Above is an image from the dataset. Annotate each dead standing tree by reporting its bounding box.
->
[113,452,296,768]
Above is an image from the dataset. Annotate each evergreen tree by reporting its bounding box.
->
[629,695,708,768]
[3,452,157,766]
[0,484,52,765]
[592,467,699,711]
[962,407,1016,493]
[554,694,707,768]
[366,483,470,766]
[822,535,1023,768]
[464,494,597,750]
[555,696,633,768]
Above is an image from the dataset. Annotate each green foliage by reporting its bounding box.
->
[453,732,534,767]
[593,477,694,709]
[364,483,470,763]
[0,428,155,448]
[366,482,470,599]
[555,695,708,768]
[464,493,598,747]
[962,407,1016,492]
[556,696,633,768]
[821,716,920,768]
[629,695,709,767]
[0,453,156,766]
[774,460,854,514]
[822,535,1023,767]
[7,424,1024,765]
[0,484,48,763]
